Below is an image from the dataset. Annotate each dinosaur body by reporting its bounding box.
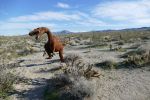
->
[29,27,64,62]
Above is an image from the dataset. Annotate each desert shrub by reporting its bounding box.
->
[0,72,16,97]
[63,54,100,79]
[109,44,113,51]
[121,50,138,58]
[122,43,150,58]
[115,40,125,45]
[113,46,126,52]
[69,40,79,46]
[0,36,38,60]
[45,74,95,100]
[137,43,150,54]
[121,44,150,67]
[59,76,94,100]
[95,60,118,69]
[45,54,99,100]
[141,36,150,40]
[123,51,150,67]
[111,38,119,42]
[0,63,18,99]
[128,39,135,43]
[127,43,141,49]
[0,45,38,61]
[80,43,108,49]
[44,86,60,100]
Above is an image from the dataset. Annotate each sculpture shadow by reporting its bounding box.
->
[36,67,61,73]
[25,59,60,67]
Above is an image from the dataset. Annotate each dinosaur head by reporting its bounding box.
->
[29,27,49,40]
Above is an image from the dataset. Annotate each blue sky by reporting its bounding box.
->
[0,0,150,35]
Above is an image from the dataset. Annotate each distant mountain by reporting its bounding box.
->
[1,26,150,37]
[88,27,150,33]
[121,27,150,31]
[54,30,74,34]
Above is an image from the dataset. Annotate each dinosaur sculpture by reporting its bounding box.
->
[29,27,64,62]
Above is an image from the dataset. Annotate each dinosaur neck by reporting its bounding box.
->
[46,30,52,42]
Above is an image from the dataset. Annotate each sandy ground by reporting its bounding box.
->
[9,45,150,100]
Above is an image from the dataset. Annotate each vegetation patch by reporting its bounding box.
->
[44,88,59,100]
[0,36,40,61]
[0,64,18,99]
[122,52,150,67]
[80,43,108,49]
[44,54,99,100]
[115,40,125,45]
[113,46,127,52]
[95,60,118,69]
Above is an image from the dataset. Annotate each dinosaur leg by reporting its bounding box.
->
[59,50,64,62]
[44,44,52,59]
[45,51,52,59]
[43,51,46,57]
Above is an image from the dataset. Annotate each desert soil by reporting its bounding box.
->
[9,45,150,100]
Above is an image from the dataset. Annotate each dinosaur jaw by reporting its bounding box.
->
[35,35,39,40]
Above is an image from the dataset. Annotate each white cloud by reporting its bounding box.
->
[93,0,150,25]
[0,22,55,30]
[56,2,70,9]
[74,11,107,26]
[77,17,107,26]
[0,22,57,35]
[8,10,107,27]
[0,10,107,35]
[9,11,81,22]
